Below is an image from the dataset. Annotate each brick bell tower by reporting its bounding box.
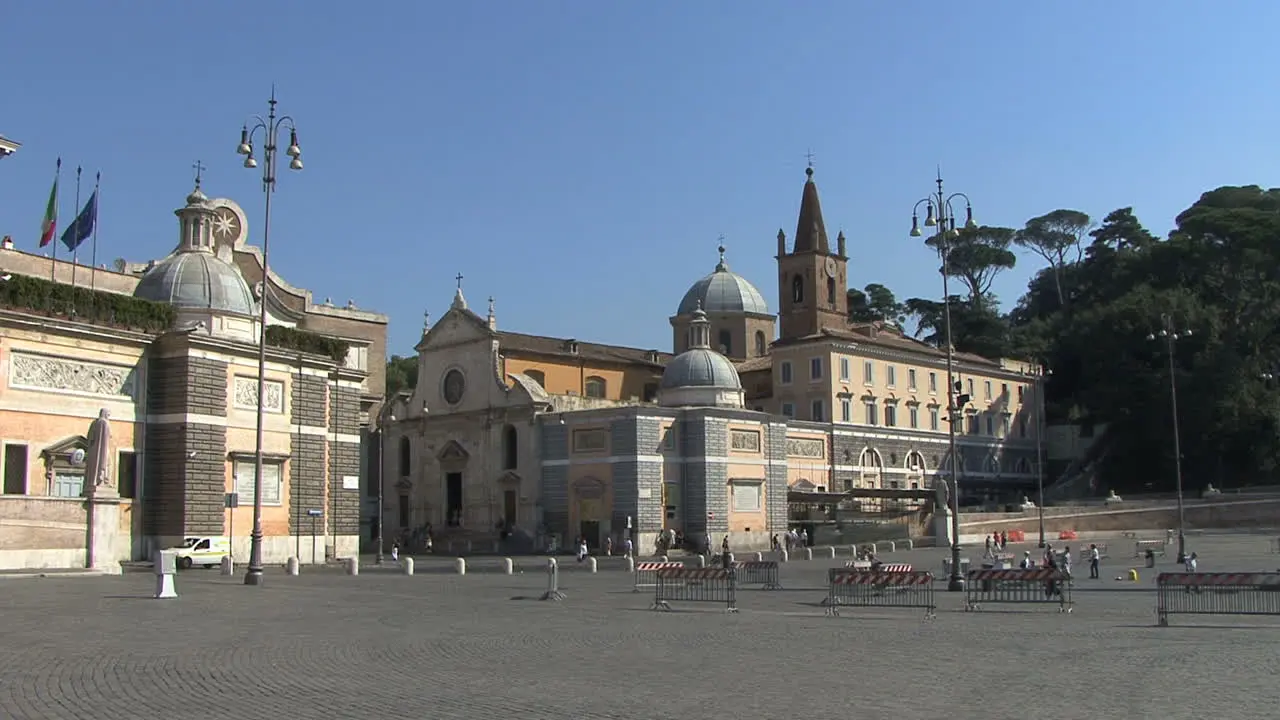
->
[776,166,848,340]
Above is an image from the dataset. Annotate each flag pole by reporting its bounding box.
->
[90,171,102,292]
[47,158,62,282]
[69,166,82,292]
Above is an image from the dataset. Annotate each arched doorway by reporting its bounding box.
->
[437,440,468,527]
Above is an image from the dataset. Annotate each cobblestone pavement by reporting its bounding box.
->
[2,534,1278,720]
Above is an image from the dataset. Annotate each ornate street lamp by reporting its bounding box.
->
[1147,313,1190,563]
[909,171,975,592]
[236,89,303,586]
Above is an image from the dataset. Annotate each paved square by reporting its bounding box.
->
[2,533,1278,719]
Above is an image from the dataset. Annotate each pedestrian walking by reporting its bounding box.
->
[1089,544,1101,579]
[391,541,400,563]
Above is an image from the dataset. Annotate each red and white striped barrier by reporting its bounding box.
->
[968,568,1060,581]
[656,567,731,580]
[632,561,685,592]
[1157,572,1280,587]
[879,564,913,573]
[831,571,932,586]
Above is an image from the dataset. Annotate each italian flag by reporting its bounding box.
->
[39,164,59,247]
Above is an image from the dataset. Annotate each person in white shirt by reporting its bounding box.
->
[1184,552,1198,573]
[1088,544,1101,579]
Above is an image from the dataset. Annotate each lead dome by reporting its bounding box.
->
[659,303,744,409]
[676,246,768,315]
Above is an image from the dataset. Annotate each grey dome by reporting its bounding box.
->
[134,252,255,316]
[660,348,742,390]
[676,249,768,315]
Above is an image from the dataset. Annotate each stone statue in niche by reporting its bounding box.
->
[85,408,114,489]
[934,477,950,510]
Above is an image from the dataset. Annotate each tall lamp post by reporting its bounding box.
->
[910,172,976,592]
[1147,313,1189,563]
[1033,362,1051,548]
[236,90,304,586]
[375,406,395,565]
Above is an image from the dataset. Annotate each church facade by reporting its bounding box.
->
[0,180,385,570]
[385,167,1044,552]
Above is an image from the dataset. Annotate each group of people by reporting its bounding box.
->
[771,528,810,553]
[985,531,1011,552]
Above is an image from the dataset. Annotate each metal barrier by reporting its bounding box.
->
[1079,544,1110,561]
[731,561,782,589]
[1157,572,1280,626]
[633,561,685,592]
[651,568,738,613]
[1134,539,1167,557]
[823,569,935,618]
[964,568,1073,613]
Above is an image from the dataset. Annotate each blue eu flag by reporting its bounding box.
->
[61,190,97,252]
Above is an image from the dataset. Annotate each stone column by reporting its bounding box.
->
[85,483,123,575]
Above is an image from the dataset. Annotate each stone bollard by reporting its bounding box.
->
[220,555,234,576]
[868,542,878,555]
[626,557,636,572]
[726,552,735,564]
[754,552,763,561]
[804,547,813,561]
[587,557,597,573]
[154,549,178,599]
[346,557,359,576]
[659,555,669,562]
[697,555,707,568]
[455,558,467,575]
[541,558,566,601]
[780,550,789,563]
[502,557,514,575]
[886,541,896,552]
[849,544,859,557]
[904,539,914,550]
[825,546,836,559]
[286,557,300,576]
[403,557,415,576]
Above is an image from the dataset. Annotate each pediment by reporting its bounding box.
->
[417,306,493,351]
[41,435,88,461]
[437,440,469,462]
[498,470,522,486]
[395,478,413,491]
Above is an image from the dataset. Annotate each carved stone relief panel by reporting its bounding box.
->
[9,352,137,399]
[730,429,761,453]
[233,376,284,413]
[786,437,826,459]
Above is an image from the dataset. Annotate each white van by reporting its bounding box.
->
[172,536,230,569]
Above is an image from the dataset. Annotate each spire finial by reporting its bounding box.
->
[715,236,728,271]
[455,272,464,290]
[488,296,495,316]
[689,299,710,349]
[423,310,431,332]
[451,273,467,310]
[192,160,206,189]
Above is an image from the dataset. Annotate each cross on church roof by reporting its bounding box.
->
[192,160,206,188]
[804,149,816,169]
[455,273,464,290]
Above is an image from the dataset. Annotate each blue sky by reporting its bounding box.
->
[2,3,1278,357]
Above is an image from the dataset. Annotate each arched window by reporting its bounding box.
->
[584,376,607,399]
[754,331,767,356]
[791,275,804,303]
[398,436,410,477]
[523,369,545,387]
[718,329,732,356]
[905,450,926,474]
[502,424,518,470]
[827,277,836,308]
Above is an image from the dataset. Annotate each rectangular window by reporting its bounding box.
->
[781,403,795,418]
[1001,382,1008,397]
[968,415,979,435]
[887,366,897,387]
[929,372,938,393]
[841,399,851,423]
[984,380,992,400]
[234,459,283,506]
[780,361,793,385]
[117,451,137,499]
[863,361,874,384]
[731,481,763,512]
[1018,385,1025,401]
[839,357,851,381]
[3,444,27,495]
[865,402,878,426]
[967,378,975,396]
[929,407,940,431]
[663,426,677,451]
[885,404,897,427]
[908,369,917,390]
[811,399,825,422]
[810,357,823,382]
[986,415,995,435]
[909,405,919,429]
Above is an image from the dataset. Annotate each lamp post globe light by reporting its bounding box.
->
[237,89,304,586]
[1147,313,1190,563]
[909,172,976,593]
